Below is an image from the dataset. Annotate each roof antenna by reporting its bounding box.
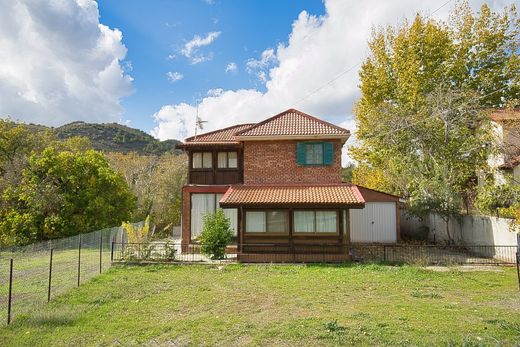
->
[194,100,207,140]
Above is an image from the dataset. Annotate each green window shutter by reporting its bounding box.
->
[323,142,334,165]
[296,142,306,165]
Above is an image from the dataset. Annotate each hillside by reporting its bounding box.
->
[22,121,181,155]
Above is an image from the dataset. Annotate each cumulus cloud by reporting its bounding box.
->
[152,0,515,164]
[225,62,238,74]
[0,0,133,126]
[180,31,221,64]
[166,71,184,83]
[246,48,278,82]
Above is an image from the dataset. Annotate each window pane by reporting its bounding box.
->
[314,143,323,164]
[228,152,238,168]
[246,211,266,233]
[305,144,315,164]
[222,208,238,236]
[217,152,227,168]
[316,211,337,233]
[294,211,315,233]
[267,210,289,233]
[191,194,216,238]
[202,152,212,168]
[193,152,202,168]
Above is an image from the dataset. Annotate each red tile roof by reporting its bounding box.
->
[181,123,254,146]
[488,109,520,122]
[236,109,349,139]
[219,184,365,207]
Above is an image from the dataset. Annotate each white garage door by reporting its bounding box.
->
[350,202,396,243]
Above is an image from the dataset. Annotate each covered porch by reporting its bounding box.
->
[220,184,365,262]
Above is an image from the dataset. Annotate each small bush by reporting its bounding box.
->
[198,209,233,260]
[122,216,151,243]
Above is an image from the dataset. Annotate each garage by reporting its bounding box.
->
[350,187,400,243]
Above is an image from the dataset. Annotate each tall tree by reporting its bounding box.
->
[0,148,135,245]
[352,2,518,238]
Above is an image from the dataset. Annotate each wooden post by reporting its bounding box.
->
[77,234,82,287]
[7,259,13,325]
[48,249,53,302]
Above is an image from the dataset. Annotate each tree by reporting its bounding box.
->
[0,147,135,245]
[107,152,187,232]
[351,2,518,240]
[198,209,233,260]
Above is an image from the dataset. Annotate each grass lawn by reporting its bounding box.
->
[0,263,519,346]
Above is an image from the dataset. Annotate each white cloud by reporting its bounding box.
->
[180,31,221,64]
[225,62,238,74]
[0,0,133,126]
[246,48,277,82]
[166,71,184,83]
[207,88,224,97]
[152,0,515,164]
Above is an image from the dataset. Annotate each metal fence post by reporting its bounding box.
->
[7,258,13,325]
[48,249,53,302]
[516,251,520,291]
[111,241,114,262]
[99,234,103,274]
[77,234,82,287]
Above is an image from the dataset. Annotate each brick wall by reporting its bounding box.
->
[243,140,343,185]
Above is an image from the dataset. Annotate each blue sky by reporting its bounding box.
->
[0,0,515,159]
[98,0,326,131]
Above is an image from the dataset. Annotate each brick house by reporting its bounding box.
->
[486,109,520,184]
[177,109,399,262]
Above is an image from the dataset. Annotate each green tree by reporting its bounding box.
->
[0,147,135,245]
[198,209,233,260]
[351,2,518,238]
[107,152,187,232]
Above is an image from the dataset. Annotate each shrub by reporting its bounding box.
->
[122,216,151,243]
[475,182,520,224]
[198,209,233,260]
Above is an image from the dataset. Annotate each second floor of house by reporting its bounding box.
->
[177,109,350,186]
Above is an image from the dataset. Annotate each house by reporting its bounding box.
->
[177,109,400,262]
[486,109,520,184]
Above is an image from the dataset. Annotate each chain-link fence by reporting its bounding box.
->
[0,225,129,325]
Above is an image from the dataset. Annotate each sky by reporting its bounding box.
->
[0,0,515,163]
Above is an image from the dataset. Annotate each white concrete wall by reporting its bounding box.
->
[401,210,519,247]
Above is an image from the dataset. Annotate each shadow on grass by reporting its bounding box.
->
[303,261,407,269]
[10,310,78,328]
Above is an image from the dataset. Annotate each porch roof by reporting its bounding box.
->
[219,184,365,207]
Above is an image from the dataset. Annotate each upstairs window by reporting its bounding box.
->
[217,151,238,168]
[192,152,212,169]
[296,142,334,166]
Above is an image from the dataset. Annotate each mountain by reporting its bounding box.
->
[22,121,181,155]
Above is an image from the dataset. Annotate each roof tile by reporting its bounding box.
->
[183,123,254,145]
[236,109,349,137]
[219,184,364,206]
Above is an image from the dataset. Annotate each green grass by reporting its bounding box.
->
[1,264,519,346]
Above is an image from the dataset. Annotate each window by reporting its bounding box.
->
[192,152,212,169]
[296,142,334,166]
[294,210,338,233]
[245,210,289,233]
[305,143,323,164]
[191,193,237,238]
[217,151,238,168]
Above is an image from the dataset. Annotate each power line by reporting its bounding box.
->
[291,0,454,110]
